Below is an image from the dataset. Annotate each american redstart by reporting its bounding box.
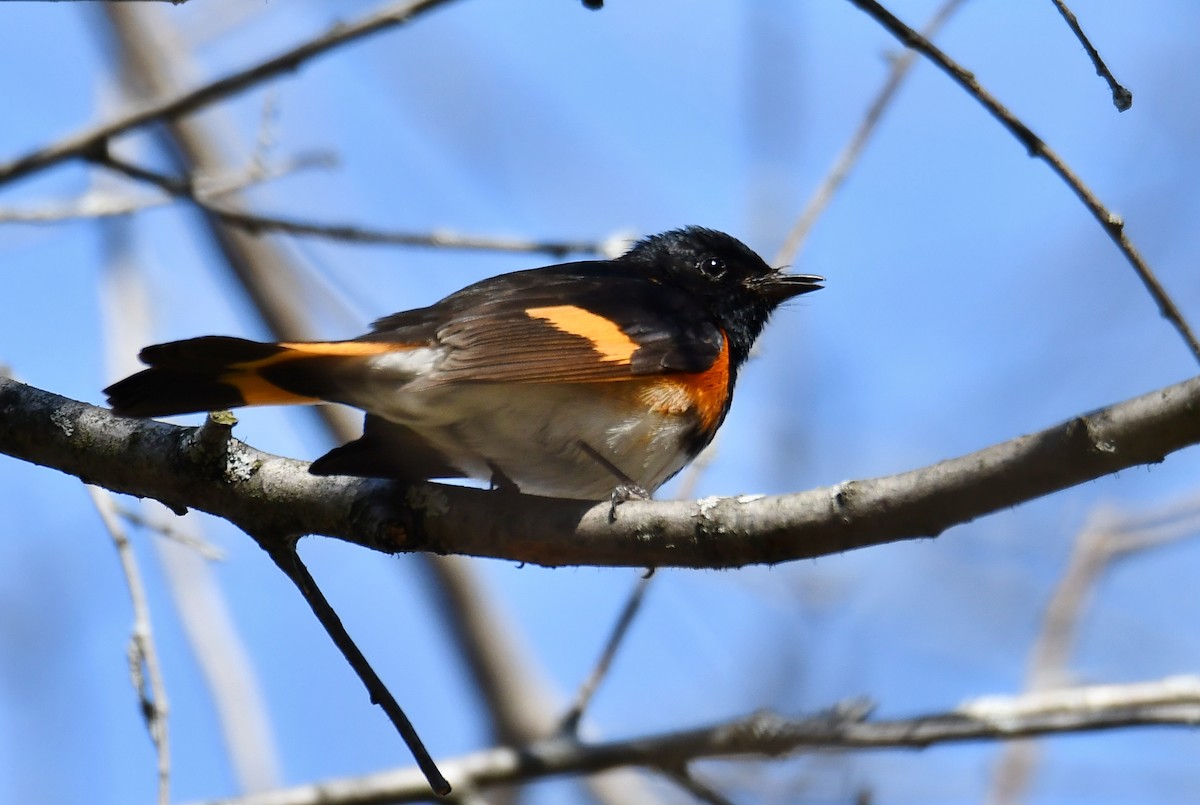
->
[105,227,822,500]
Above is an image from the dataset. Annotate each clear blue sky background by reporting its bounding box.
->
[2,2,1200,803]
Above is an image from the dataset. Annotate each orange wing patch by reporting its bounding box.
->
[526,305,639,365]
[639,335,730,431]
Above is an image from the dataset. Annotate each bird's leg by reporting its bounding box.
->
[576,440,649,521]
[486,461,520,494]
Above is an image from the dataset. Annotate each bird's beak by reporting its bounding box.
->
[752,271,824,301]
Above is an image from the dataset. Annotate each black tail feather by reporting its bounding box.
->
[104,368,247,417]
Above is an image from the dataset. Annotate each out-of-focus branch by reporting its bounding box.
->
[559,574,652,734]
[204,208,613,257]
[88,486,172,805]
[114,507,225,560]
[99,206,282,792]
[0,0,458,189]
[181,676,1200,805]
[775,0,968,267]
[1047,0,1132,111]
[988,498,1200,805]
[846,0,1200,364]
[97,7,619,800]
[4,370,1200,568]
[85,149,610,257]
[0,151,333,225]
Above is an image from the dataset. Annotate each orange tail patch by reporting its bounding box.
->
[106,336,411,417]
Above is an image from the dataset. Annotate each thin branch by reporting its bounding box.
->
[116,506,227,560]
[559,575,653,734]
[658,768,736,805]
[88,149,608,257]
[181,676,1200,805]
[4,369,1200,568]
[87,486,172,805]
[657,767,729,805]
[0,189,163,223]
[1048,0,1132,111]
[846,0,1200,365]
[265,542,450,796]
[776,0,968,267]
[205,207,611,257]
[0,151,333,225]
[0,0,458,189]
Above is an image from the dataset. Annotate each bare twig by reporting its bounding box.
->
[87,486,171,805]
[559,574,653,734]
[179,676,1200,805]
[266,542,450,796]
[846,0,1200,364]
[0,190,163,223]
[0,151,332,225]
[1048,0,1132,111]
[659,768,736,805]
[776,0,968,267]
[204,207,609,257]
[115,506,226,560]
[88,148,607,257]
[0,0,457,189]
[153,508,285,791]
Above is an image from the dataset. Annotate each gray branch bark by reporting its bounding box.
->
[3,372,1198,567]
[184,676,1200,805]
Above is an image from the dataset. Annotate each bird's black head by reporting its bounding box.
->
[621,227,823,365]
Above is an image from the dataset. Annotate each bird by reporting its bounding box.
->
[105,227,822,500]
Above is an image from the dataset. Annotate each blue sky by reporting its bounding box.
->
[3,2,1200,803]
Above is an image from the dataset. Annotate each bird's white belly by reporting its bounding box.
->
[358,381,698,498]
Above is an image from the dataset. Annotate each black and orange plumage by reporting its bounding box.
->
[106,227,822,499]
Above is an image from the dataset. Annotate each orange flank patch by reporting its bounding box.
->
[639,335,730,431]
[526,305,639,364]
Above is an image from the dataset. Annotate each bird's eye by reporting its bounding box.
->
[699,257,726,278]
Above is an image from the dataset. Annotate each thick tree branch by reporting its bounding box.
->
[184,676,1200,805]
[3,372,1199,568]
